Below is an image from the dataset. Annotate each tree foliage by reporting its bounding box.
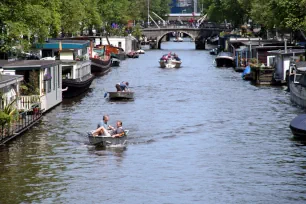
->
[0,0,172,53]
[200,0,306,31]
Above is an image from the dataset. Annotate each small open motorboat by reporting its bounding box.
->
[136,49,145,54]
[159,53,182,68]
[289,114,306,139]
[111,57,120,67]
[173,37,183,42]
[209,48,218,55]
[107,91,134,100]
[87,130,129,147]
[215,52,235,67]
[126,51,139,58]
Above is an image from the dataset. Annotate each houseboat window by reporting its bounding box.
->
[118,42,122,48]
[62,66,73,79]
[42,49,53,58]
[16,70,40,95]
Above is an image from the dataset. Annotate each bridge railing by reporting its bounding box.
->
[145,23,230,30]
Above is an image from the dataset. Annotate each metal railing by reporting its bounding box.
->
[144,23,229,30]
[0,108,42,143]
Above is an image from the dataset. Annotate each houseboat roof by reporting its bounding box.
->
[0,74,23,88]
[230,39,285,46]
[268,49,306,55]
[2,60,61,70]
[254,46,304,50]
[36,40,90,50]
[0,60,10,68]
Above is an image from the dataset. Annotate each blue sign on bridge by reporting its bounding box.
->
[170,0,199,14]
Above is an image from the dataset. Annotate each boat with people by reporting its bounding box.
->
[126,51,139,58]
[289,114,306,139]
[87,130,129,146]
[107,91,134,100]
[215,52,235,67]
[105,81,134,100]
[159,53,182,68]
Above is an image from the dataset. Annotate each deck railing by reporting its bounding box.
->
[0,107,42,144]
[18,95,41,111]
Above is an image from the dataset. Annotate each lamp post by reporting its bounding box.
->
[147,0,149,27]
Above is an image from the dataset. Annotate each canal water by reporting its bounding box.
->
[1,41,306,203]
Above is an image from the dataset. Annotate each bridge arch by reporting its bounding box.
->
[157,31,196,49]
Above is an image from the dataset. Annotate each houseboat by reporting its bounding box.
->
[0,73,40,144]
[0,74,23,110]
[0,73,45,144]
[288,60,306,108]
[37,40,95,98]
[61,60,94,98]
[98,36,138,54]
[2,60,62,112]
[58,37,112,75]
[268,49,306,84]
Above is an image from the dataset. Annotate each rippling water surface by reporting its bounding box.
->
[1,41,306,203]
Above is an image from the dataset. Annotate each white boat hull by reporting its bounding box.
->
[159,59,182,68]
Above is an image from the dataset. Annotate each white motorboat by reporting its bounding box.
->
[173,37,183,42]
[159,53,182,68]
[136,49,145,54]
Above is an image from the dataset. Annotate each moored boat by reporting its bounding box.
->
[136,49,145,54]
[209,48,218,55]
[127,51,139,58]
[107,91,134,100]
[111,57,120,67]
[90,47,112,75]
[215,52,235,67]
[289,114,306,139]
[140,41,151,50]
[62,60,95,98]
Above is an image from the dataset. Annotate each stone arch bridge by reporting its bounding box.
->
[142,26,229,49]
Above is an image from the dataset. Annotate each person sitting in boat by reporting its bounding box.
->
[92,120,125,138]
[97,115,112,129]
[115,81,129,92]
[109,120,125,138]
[161,55,167,60]
[173,53,180,61]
